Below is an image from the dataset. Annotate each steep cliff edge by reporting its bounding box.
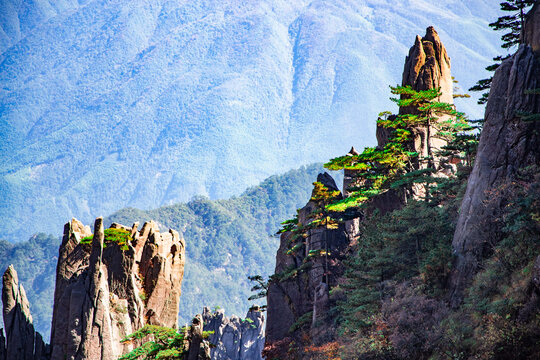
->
[1,265,49,360]
[449,3,540,307]
[49,217,185,359]
[202,306,265,360]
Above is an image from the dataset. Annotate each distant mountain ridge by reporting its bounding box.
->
[0,0,502,240]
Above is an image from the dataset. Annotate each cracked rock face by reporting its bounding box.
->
[399,26,454,170]
[202,306,265,360]
[449,4,540,307]
[1,265,49,360]
[49,217,185,360]
[266,173,357,347]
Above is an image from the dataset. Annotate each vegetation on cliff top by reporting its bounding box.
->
[324,85,471,212]
[80,228,131,250]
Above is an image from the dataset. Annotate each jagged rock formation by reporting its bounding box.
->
[1,265,49,360]
[184,314,211,360]
[49,217,185,360]
[266,173,358,349]
[449,4,540,307]
[348,26,455,212]
[202,306,265,360]
[399,26,454,169]
[376,25,453,168]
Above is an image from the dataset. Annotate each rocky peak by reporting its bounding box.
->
[184,314,211,360]
[399,26,453,167]
[50,217,185,359]
[315,172,341,193]
[449,4,540,307]
[202,306,265,360]
[1,265,49,360]
[402,26,453,106]
[345,27,455,202]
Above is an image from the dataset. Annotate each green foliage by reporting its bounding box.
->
[337,198,457,335]
[120,325,214,360]
[80,227,132,250]
[469,0,536,104]
[119,325,186,360]
[289,311,313,333]
[247,275,268,311]
[120,325,215,360]
[325,85,469,212]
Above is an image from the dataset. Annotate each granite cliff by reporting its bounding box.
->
[50,217,185,359]
[449,2,540,307]
[1,265,49,360]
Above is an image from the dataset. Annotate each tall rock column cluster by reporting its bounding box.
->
[265,173,358,349]
[202,306,265,360]
[1,217,187,360]
[49,217,185,359]
[449,3,540,307]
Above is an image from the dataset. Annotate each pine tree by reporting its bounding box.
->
[324,85,467,211]
[469,1,536,104]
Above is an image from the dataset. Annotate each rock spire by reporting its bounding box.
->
[1,265,49,360]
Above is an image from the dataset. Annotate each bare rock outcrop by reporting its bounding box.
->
[202,306,265,360]
[266,173,358,350]
[449,4,540,307]
[184,314,211,360]
[1,265,49,360]
[49,217,185,360]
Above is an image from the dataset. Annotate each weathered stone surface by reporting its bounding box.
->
[522,3,540,52]
[399,26,454,170]
[2,265,50,360]
[50,217,185,359]
[266,173,358,347]
[184,314,211,360]
[449,5,540,307]
[202,306,265,360]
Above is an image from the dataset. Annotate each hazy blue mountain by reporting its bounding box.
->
[0,0,502,240]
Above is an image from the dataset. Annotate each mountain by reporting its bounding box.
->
[0,163,328,340]
[0,0,502,241]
